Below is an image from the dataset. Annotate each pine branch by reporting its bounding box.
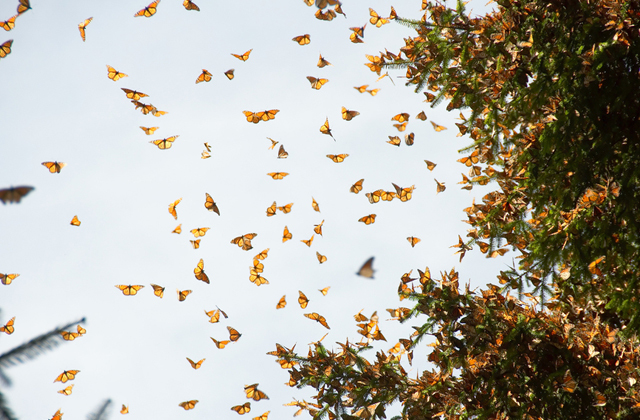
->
[0,317,86,369]
[86,399,112,420]
[0,369,10,387]
[0,391,17,420]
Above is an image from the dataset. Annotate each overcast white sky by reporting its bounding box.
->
[0,0,503,418]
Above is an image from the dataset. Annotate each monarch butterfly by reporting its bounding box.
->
[223,69,235,80]
[327,153,349,163]
[77,17,92,41]
[228,326,242,341]
[389,5,397,19]
[267,172,289,180]
[1,15,17,31]
[201,150,211,159]
[183,0,200,11]
[0,317,15,334]
[231,49,252,61]
[266,201,277,217]
[204,309,221,323]
[319,286,330,295]
[267,137,278,149]
[317,54,332,68]
[276,144,288,159]
[282,226,292,242]
[431,121,447,131]
[407,236,421,247]
[405,133,415,146]
[190,227,209,238]
[139,126,158,135]
[380,190,396,201]
[392,183,415,202]
[357,257,375,278]
[202,192,220,216]
[365,190,381,204]
[152,108,167,117]
[245,383,269,401]
[249,269,269,286]
[17,0,31,15]
[149,283,164,298]
[54,370,80,383]
[312,197,320,212]
[416,111,427,121]
[359,214,376,225]
[349,32,363,43]
[190,239,200,249]
[435,178,446,193]
[186,358,205,369]
[350,179,364,194]
[292,34,310,45]
[350,24,365,36]
[60,331,79,341]
[366,88,380,96]
[314,220,324,235]
[106,65,127,81]
[116,285,144,296]
[457,150,479,166]
[341,107,360,121]
[168,198,181,219]
[354,85,369,93]
[259,109,279,121]
[315,8,336,21]
[369,8,389,27]
[307,76,328,90]
[1,273,19,285]
[305,312,330,329]
[276,295,286,309]
[50,410,63,420]
[251,259,263,273]
[387,136,401,146]
[365,55,382,74]
[0,39,12,59]
[179,400,199,410]
[42,161,66,173]
[120,405,129,414]
[231,403,251,415]
[377,71,395,85]
[231,233,257,251]
[253,412,270,420]
[393,122,408,132]
[177,289,192,301]
[132,100,155,114]
[78,325,86,337]
[254,248,269,260]
[424,160,437,171]
[211,337,231,349]
[277,203,293,213]
[150,135,178,150]
[194,259,209,284]
[0,186,34,204]
[69,215,81,226]
[316,252,327,264]
[301,234,314,247]
[196,69,212,84]
[298,291,309,308]
[134,0,160,17]
[58,385,74,396]
[561,371,577,393]
[319,118,335,140]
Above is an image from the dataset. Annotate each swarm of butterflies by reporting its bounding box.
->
[0,0,476,418]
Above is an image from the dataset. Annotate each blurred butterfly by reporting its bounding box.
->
[70,215,81,226]
[358,214,376,225]
[134,0,160,17]
[267,137,278,149]
[350,179,364,194]
[305,312,330,329]
[317,54,332,68]
[377,71,395,85]
[54,370,80,383]
[179,400,199,410]
[327,154,348,163]
[204,193,220,215]
[205,309,221,323]
[194,259,209,283]
[231,233,257,251]
[349,24,365,38]
[316,252,327,264]
[251,259,263,274]
[139,126,158,135]
[365,190,381,204]
[435,178,446,193]
[183,0,200,11]
[431,121,447,131]
[349,32,363,43]
[277,203,293,214]
[120,405,129,414]
[196,69,212,84]
[254,248,269,260]
[266,201,277,217]
[150,135,178,150]
[0,39,12,58]
[249,269,269,286]
[394,122,408,132]
[276,295,286,309]
[366,88,380,96]
[1,273,19,285]
[369,8,388,27]
[50,410,63,420]
[132,100,156,114]
[357,257,375,278]
[457,150,479,166]
[0,186,34,204]
[282,226,292,243]
[58,385,74,396]
[301,234,314,247]
[365,54,382,74]
[307,76,328,90]
[17,0,31,15]
[186,358,205,369]
[245,383,269,401]
[190,239,200,249]
[78,325,86,336]
[0,15,16,32]
[405,133,415,146]
[228,326,242,341]
[424,92,436,102]
[0,317,15,334]
[319,118,335,140]
[190,227,210,238]
[315,8,336,21]
[319,286,330,295]
[387,136,401,146]
[171,224,181,235]
[298,291,309,308]
[267,172,288,180]
[312,197,320,212]
[424,160,437,171]
[389,6,397,19]
[231,49,252,61]
[60,331,79,341]
[42,161,66,173]
[204,142,211,152]
[380,190,395,201]
[407,237,421,247]
[150,283,164,298]
[231,403,251,415]
[168,198,181,219]
[211,337,231,349]
[201,151,210,159]
[253,412,270,420]
[292,34,310,45]
[78,17,92,41]
[341,107,360,121]
[314,220,324,235]
[354,85,369,93]
[177,289,192,301]
[116,285,144,296]
[391,114,410,124]
[392,183,415,202]
[277,145,288,158]
[106,65,127,81]
[224,69,235,80]
[152,108,167,117]
[416,111,427,121]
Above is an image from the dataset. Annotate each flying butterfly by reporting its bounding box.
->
[254,248,269,260]
[139,126,158,135]
[120,405,129,414]
[369,8,389,27]
[366,88,380,96]
[316,252,327,264]
[424,160,437,171]
[134,0,160,17]
[314,220,324,235]
[312,197,320,212]
[60,331,79,341]
[431,121,447,132]
[54,370,80,383]
[179,400,199,410]
[266,201,277,217]
[387,136,401,147]
[380,190,396,201]
[349,31,363,43]
[224,69,235,80]
[277,203,293,214]
[350,179,364,194]
[435,178,446,193]
[416,111,427,121]
[315,8,336,21]
[298,291,309,309]
[211,337,231,349]
[152,108,167,117]
[70,215,81,226]
[58,385,74,396]
[276,295,286,309]
[115,285,144,296]
[177,289,192,301]
[267,172,288,180]
[341,107,360,121]
[245,383,269,401]
[319,118,335,140]
[0,317,15,334]
[307,76,328,90]
[196,69,212,84]
[301,234,314,247]
[0,40,12,59]
[393,122,408,132]
[377,71,395,85]
[405,133,415,146]
[354,85,369,93]
[190,227,210,238]
[365,190,381,204]
[231,233,257,251]
[172,224,181,234]
[122,88,149,101]
[305,312,330,329]
[150,283,164,298]
[194,259,210,283]
[327,154,348,163]
[204,193,220,215]
[42,161,66,173]
[78,17,92,41]
[317,54,332,68]
[150,135,178,150]
[205,309,221,323]
[231,49,252,61]
[319,286,330,295]
[292,34,310,45]
[186,358,205,369]
[267,137,278,149]
[407,236,421,247]
[106,65,127,81]
[50,410,63,420]
[282,226,292,243]
[201,151,210,159]
[17,0,31,15]
[1,273,19,285]
[249,270,269,287]
[0,186,34,204]
[359,214,376,225]
[228,326,242,341]
[231,403,251,415]
[392,183,415,202]
[357,257,375,279]
[277,145,288,159]
[168,198,181,219]
[204,142,211,152]
[253,412,270,420]
[365,54,382,74]
[190,238,200,248]
[183,0,200,11]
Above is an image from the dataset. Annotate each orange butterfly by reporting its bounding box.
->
[150,283,164,298]
[177,289,192,301]
[132,100,156,115]
[319,118,335,140]
[194,259,210,284]
[266,201,277,217]
[183,0,200,11]
[307,76,328,90]
[201,151,211,159]
[168,198,181,219]
[365,190,381,204]
[204,193,220,215]
[298,291,309,309]
[365,54,382,74]
[1,273,19,285]
[380,190,396,201]
[431,121,447,131]
[357,257,375,278]
[0,40,13,59]
[435,178,446,193]
[0,186,34,204]
[245,383,269,401]
[350,179,364,194]
[312,197,320,212]
[70,215,81,226]
[341,107,360,121]
[179,400,199,410]
[139,126,158,135]
[387,136,401,146]
[211,337,231,349]
[231,403,251,415]
[172,224,181,234]
[292,34,310,45]
[282,226,292,242]
[17,0,31,15]
[58,385,74,396]
[267,172,288,180]
[366,88,380,96]
[319,286,330,295]
[231,233,257,251]
[190,227,210,238]
[120,405,129,414]
[457,150,479,166]
[359,214,376,225]
[50,409,63,420]
[305,312,330,329]
[393,122,408,132]
[232,49,252,61]
[42,161,66,173]
[204,309,221,323]
[60,331,79,341]
[196,69,212,83]
[407,236,421,247]
[277,145,288,158]
[301,234,314,247]
[54,370,80,383]
[317,54,332,68]
[0,317,15,334]
[314,220,324,236]
[405,133,415,146]
[276,295,286,309]
[150,135,178,149]
[424,160,437,170]
[116,285,144,296]
[349,31,363,43]
[316,252,327,264]
[106,65,127,81]
[369,8,389,27]
[416,111,427,121]
[78,17,92,41]
[254,248,269,260]
[354,85,369,93]
[249,270,269,286]
[152,108,167,117]
[134,0,160,17]
[277,203,293,214]
[228,326,242,341]
[377,71,395,85]
[253,412,270,420]
[224,69,235,79]
[186,358,205,369]
[267,137,278,149]
[392,114,410,123]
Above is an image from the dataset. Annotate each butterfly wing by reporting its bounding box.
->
[357,257,375,278]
